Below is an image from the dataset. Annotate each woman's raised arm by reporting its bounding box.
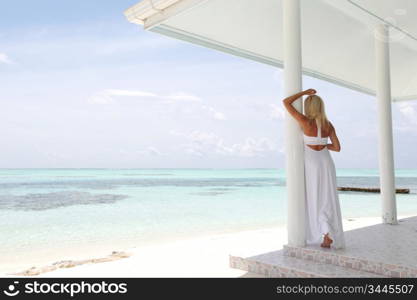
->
[282,89,316,125]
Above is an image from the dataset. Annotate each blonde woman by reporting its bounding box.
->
[283,89,345,249]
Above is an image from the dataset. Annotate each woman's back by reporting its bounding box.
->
[303,119,332,151]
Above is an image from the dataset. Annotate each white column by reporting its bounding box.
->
[375,24,398,225]
[283,0,306,246]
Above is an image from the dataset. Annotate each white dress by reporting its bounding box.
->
[303,120,346,249]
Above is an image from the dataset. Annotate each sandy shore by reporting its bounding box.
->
[4,215,414,278]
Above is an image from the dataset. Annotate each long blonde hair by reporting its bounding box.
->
[304,95,329,129]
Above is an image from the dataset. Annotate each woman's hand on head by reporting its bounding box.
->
[304,89,317,95]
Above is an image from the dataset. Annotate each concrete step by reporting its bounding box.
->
[230,250,383,278]
[283,244,417,278]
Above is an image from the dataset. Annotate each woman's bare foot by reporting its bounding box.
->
[320,233,333,248]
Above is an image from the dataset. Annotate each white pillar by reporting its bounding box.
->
[375,24,398,224]
[283,0,306,246]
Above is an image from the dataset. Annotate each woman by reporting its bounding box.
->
[283,89,345,249]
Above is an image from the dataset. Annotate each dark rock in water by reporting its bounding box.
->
[0,191,128,211]
[337,187,410,194]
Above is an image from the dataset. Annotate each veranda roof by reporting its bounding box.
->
[125,0,417,102]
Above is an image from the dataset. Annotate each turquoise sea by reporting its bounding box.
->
[1,168,417,274]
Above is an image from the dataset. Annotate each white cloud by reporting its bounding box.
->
[104,89,157,98]
[147,147,163,156]
[137,146,163,156]
[0,53,13,64]
[88,89,226,121]
[88,89,157,104]
[88,89,201,105]
[395,102,417,133]
[269,104,285,120]
[171,130,276,157]
[184,147,204,157]
[201,105,227,120]
[165,92,202,102]
[398,102,417,124]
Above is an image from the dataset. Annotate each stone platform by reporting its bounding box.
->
[230,216,417,277]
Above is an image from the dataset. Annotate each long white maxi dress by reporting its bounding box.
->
[303,119,345,249]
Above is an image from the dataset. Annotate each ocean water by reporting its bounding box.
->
[1,168,417,273]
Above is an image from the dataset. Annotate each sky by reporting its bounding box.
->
[1,0,417,169]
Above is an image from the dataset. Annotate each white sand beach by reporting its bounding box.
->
[4,214,414,278]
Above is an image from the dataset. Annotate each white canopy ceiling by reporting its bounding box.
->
[125,0,417,101]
